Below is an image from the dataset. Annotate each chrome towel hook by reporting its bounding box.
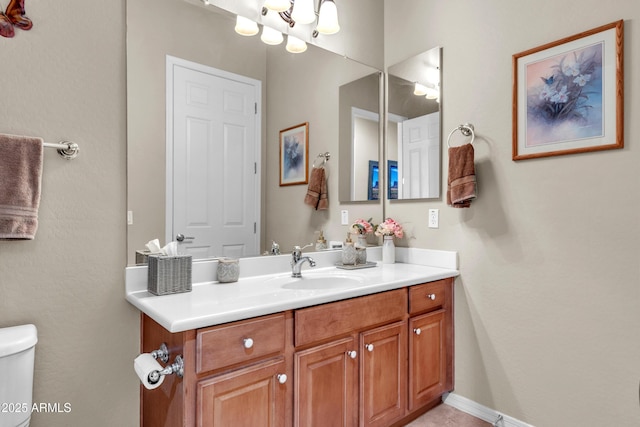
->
[447,124,475,148]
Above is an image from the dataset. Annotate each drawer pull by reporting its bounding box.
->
[346,350,357,359]
[426,294,436,300]
[365,344,374,352]
[413,328,421,335]
[277,373,287,384]
[243,338,254,349]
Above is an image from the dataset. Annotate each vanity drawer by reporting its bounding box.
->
[295,289,407,347]
[196,313,286,374]
[409,280,448,315]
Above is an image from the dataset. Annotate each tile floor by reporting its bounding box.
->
[404,404,492,427]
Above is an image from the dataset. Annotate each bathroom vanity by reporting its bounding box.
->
[126,248,458,427]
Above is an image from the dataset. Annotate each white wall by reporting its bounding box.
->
[0,1,138,426]
[385,1,640,425]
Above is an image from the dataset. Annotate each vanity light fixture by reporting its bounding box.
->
[286,35,307,53]
[290,0,316,25]
[261,25,284,45]
[263,0,291,13]
[425,87,439,100]
[235,15,259,36]
[413,82,428,96]
[316,0,340,35]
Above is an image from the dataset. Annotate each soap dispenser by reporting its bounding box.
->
[315,230,327,251]
[342,232,356,265]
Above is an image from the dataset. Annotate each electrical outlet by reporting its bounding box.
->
[127,210,134,225]
[428,209,439,228]
[341,210,349,225]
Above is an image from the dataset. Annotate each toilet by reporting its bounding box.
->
[0,324,37,427]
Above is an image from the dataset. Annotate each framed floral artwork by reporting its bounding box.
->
[512,20,623,160]
[279,122,309,186]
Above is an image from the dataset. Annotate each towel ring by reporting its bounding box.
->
[312,152,330,168]
[447,124,475,148]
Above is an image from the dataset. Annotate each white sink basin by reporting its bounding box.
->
[266,272,365,290]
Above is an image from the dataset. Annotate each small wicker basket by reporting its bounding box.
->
[147,254,192,295]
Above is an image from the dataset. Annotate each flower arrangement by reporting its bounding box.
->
[375,218,404,239]
[528,48,600,125]
[351,218,374,235]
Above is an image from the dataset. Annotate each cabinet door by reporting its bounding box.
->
[294,337,358,427]
[408,309,448,410]
[360,321,407,427]
[197,358,287,427]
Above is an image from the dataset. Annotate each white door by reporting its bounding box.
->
[398,111,440,199]
[167,56,261,259]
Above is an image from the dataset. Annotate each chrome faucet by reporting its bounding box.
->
[291,244,316,278]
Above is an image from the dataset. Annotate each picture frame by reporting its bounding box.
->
[512,20,623,160]
[279,122,309,186]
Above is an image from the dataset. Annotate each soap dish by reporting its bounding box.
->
[335,261,377,270]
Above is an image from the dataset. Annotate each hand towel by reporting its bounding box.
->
[0,133,44,239]
[304,167,328,210]
[447,143,476,208]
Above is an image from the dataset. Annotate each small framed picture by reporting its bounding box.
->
[512,20,623,160]
[279,122,309,186]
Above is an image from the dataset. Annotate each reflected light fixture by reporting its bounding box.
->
[316,0,340,34]
[260,25,284,45]
[235,15,259,36]
[291,0,316,25]
[413,82,428,96]
[425,87,439,100]
[263,0,291,13]
[286,35,307,53]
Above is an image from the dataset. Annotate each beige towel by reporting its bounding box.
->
[304,167,328,210]
[447,143,476,208]
[0,134,44,239]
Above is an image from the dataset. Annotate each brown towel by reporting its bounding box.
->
[0,134,44,239]
[304,167,328,210]
[447,143,476,208]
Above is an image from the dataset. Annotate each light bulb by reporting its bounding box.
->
[234,16,259,36]
[413,82,428,96]
[263,0,290,12]
[316,0,340,34]
[286,35,307,53]
[291,0,316,25]
[425,87,439,100]
[261,26,283,45]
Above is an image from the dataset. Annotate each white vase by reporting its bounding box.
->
[382,235,395,264]
[356,234,367,248]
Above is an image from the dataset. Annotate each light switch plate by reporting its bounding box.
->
[341,210,349,225]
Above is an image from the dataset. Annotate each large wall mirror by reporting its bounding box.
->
[126,0,383,264]
[387,47,442,200]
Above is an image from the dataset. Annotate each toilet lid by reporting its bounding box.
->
[0,324,37,357]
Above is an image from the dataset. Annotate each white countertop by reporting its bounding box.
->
[125,247,459,333]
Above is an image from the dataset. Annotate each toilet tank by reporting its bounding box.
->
[0,324,37,427]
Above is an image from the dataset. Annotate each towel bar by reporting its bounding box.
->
[447,124,475,148]
[312,152,330,168]
[43,141,79,160]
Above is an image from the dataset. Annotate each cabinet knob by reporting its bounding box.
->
[277,373,287,384]
[365,344,374,352]
[346,350,357,359]
[243,338,254,349]
[413,328,421,335]
[426,293,436,300]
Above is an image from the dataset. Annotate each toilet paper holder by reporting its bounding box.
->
[147,343,184,385]
[148,355,184,385]
[151,343,170,364]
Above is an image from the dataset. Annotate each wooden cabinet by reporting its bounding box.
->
[140,278,454,427]
[360,321,407,427]
[294,337,358,427]
[408,279,454,412]
[197,357,287,427]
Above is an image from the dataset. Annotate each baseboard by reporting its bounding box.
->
[442,392,535,427]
